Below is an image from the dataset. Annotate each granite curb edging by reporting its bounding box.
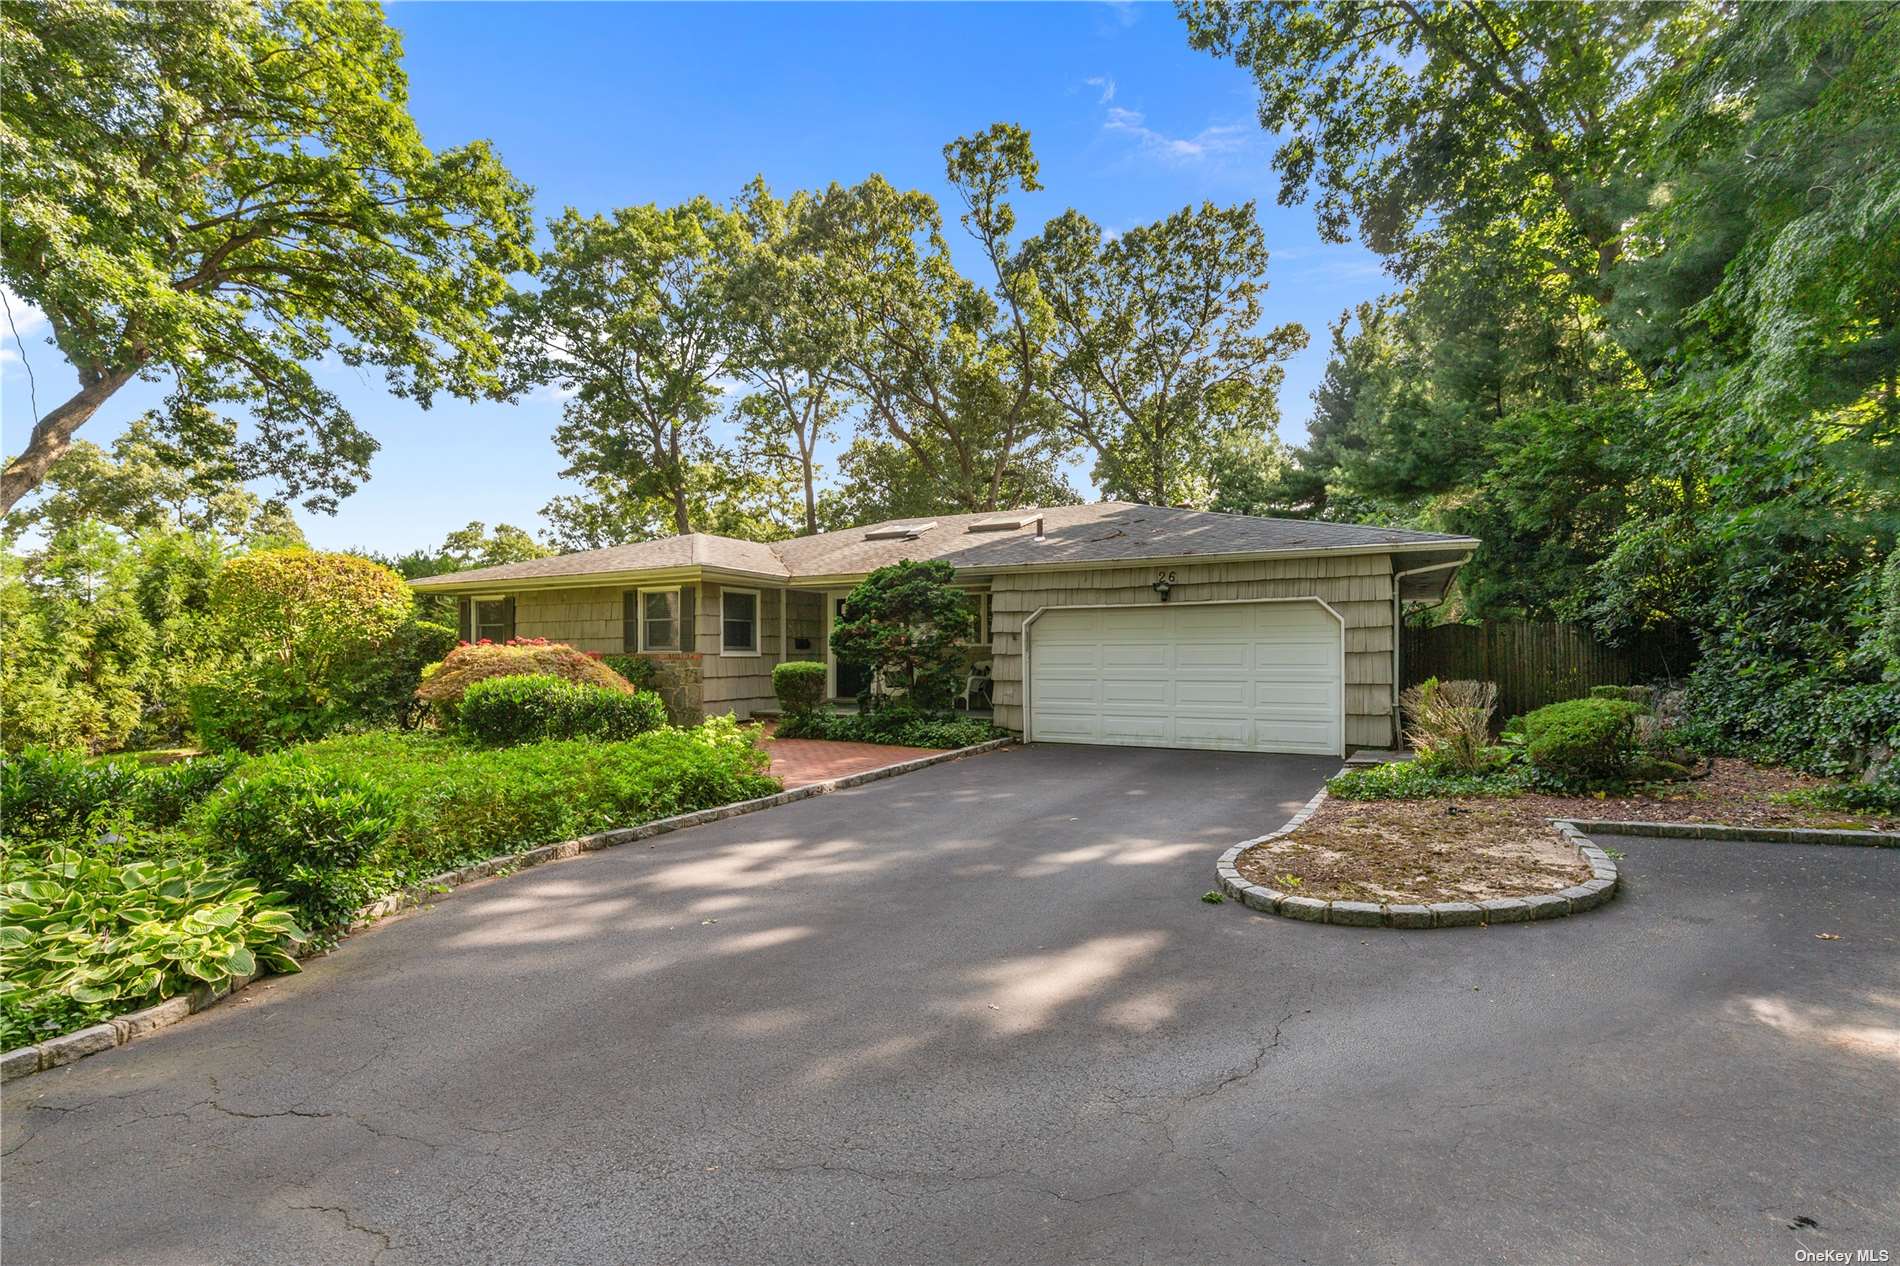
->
[1,738,1015,1085]
[1212,774,1619,930]
[1553,818,1898,848]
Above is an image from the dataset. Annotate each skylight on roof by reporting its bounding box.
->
[864,521,937,541]
[965,514,1041,533]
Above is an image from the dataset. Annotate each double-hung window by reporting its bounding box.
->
[721,589,759,655]
[473,596,510,643]
[640,588,680,651]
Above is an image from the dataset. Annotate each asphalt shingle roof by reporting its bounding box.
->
[412,502,1476,589]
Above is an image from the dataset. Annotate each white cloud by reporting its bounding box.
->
[1103,105,1252,163]
[1098,1,1139,30]
[1085,75,1117,105]
[0,285,49,368]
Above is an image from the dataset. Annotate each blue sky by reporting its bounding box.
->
[1,1,1391,554]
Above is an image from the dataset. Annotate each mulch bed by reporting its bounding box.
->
[1235,757,1892,906]
[1510,757,1893,831]
[1236,799,1591,904]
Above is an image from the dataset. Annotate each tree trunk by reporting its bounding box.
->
[0,368,137,514]
[672,483,691,536]
[800,447,817,536]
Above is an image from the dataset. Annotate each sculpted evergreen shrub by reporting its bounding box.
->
[457,674,667,745]
[772,661,827,716]
[416,641,633,717]
[1521,697,1645,786]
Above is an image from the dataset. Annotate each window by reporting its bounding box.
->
[641,588,680,651]
[722,589,759,655]
[957,588,991,644]
[473,597,510,643]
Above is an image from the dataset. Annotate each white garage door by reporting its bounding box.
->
[1027,601,1343,756]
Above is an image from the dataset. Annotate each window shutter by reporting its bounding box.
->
[679,585,696,653]
[503,596,516,642]
[457,597,472,642]
[623,591,638,652]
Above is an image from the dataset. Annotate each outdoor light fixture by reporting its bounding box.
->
[1151,572,1174,602]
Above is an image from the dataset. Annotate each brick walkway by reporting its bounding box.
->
[760,736,942,788]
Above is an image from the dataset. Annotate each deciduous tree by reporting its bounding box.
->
[0,0,535,514]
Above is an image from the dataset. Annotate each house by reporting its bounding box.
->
[409,502,1477,756]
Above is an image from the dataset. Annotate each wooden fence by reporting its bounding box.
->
[1400,621,1695,722]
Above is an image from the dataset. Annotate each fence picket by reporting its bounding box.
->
[1400,621,1694,721]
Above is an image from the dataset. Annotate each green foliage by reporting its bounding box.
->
[204,728,778,902]
[0,844,303,1049]
[599,653,659,690]
[0,0,533,514]
[189,550,417,752]
[196,766,400,929]
[1589,685,1655,706]
[1521,698,1645,787]
[830,561,977,711]
[772,661,828,717]
[1779,779,1900,817]
[1325,761,1526,802]
[1023,200,1306,507]
[0,747,233,842]
[457,674,668,746]
[415,641,635,717]
[775,707,1002,750]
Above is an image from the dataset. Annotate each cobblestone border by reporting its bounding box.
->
[1,738,1014,1084]
[1212,774,1618,929]
[1554,819,1897,848]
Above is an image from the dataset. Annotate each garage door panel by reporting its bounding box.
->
[1174,642,1253,672]
[1035,677,1102,705]
[1098,713,1175,744]
[1102,679,1171,707]
[1101,643,1170,672]
[1030,602,1343,756]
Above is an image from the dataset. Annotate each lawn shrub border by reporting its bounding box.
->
[1,736,1013,1083]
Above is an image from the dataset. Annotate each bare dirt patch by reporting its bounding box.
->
[1237,800,1591,904]
[1508,758,1893,831]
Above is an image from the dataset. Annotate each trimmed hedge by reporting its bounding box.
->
[773,661,827,716]
[1521,697,1645,786]
[775,708,1003,749]
[192,724,779,925]
[457,674,668,746]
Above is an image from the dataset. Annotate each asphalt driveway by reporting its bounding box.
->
[5,746,1897,1265]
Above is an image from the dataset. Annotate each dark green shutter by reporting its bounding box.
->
[623,591,638,652]
[679,585,696,653]
[457,597,472,642]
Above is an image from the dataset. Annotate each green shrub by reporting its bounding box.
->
[200,726,778,910]
[1521,697,1645,786]
[830,560,976,711]
[193,549,417,752]
[1326,761,1526,800]
[196,766,401,928]
[415,641,634,717]
[598,653,658,690]
[1589,684,1655,706]
[0,845,303,1048]
[1778,778,1900,816]
[0,747,233,840]
[456,674,667,746]
[776,707,1002,749]
[773,661,827,717]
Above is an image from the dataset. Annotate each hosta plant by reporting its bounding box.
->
[0,848,304,1048]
